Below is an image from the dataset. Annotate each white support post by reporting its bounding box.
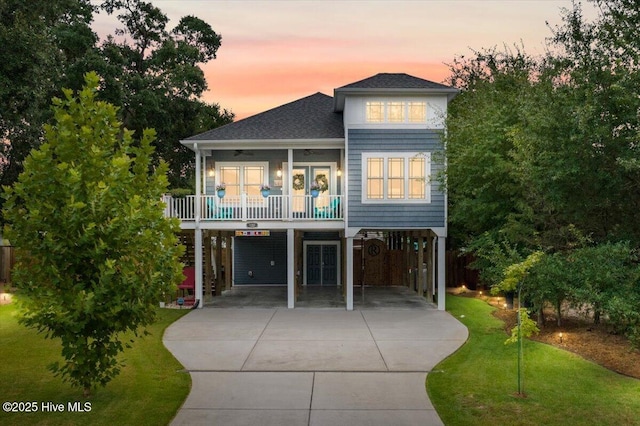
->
[194,144,203,308]
[287,228,295,309]
[345,236,354,310]
[437,235,446,311]
[194,229,203,308]
[431,236,437,299]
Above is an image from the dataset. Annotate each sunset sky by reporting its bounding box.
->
[92,1,598,120]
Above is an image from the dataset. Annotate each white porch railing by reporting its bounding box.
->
[162,194,343,221]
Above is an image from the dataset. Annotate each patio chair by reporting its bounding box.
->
[314,197,340,219]
[178,266,195,297]
[206,198,232,219]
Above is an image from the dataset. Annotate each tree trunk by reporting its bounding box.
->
[537,306,545,328]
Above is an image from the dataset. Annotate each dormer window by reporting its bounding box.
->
[365,100,427,123]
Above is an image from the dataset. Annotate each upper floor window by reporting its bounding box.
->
[362,152,431,203]
[408,102,427,122]
[365,100,427,123]
[388,101,405,122]
[366,101,384,122]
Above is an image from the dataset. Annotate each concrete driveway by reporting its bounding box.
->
[164,305,467,426]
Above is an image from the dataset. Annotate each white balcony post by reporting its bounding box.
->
[287,148,293,220]
[195,146,201,222]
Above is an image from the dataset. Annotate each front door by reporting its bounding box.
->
[285,163,335,216]
[305,243,338,286]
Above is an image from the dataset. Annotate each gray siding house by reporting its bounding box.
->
[164,73,458,310]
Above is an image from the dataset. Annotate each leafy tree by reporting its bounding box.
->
[567,242,639,326]
[97,0,233,187]
[444,47,539,251]
[526,252,575,326]
[0,0,232,219]
[0,0,97,197]
[446,0,640,284]
[3,73,184,397]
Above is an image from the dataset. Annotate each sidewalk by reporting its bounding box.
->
[164,306,467,425]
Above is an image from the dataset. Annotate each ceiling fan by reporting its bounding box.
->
[234,150,254,156]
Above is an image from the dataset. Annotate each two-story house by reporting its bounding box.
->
[163,73,457,310]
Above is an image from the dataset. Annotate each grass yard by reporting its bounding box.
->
[0,302,191,426]
[427,295,640,426]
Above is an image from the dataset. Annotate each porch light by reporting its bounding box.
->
[208,168,215,177]
[337,168,342,177]
[276,167,282,178]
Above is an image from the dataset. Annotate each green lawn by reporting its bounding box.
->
[427,295,640,426]
[0,302,191,426]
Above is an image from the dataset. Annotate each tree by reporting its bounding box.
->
[0,0,97,199]
[3,73,184,397]
[0,0,233,220]
[497,252,542,397]
[543,0,640,245]
[97,0,233,188]
[445,0,640,283]
[443,47,544,287]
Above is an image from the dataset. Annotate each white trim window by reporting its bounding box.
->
[408,101,427,122]
[365,101,384,123]
[216,162,268,198]
[365,100,427,123]
[361,152,431,203]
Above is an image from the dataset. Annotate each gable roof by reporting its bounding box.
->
[185,92,343,142]
[333,73,458,111]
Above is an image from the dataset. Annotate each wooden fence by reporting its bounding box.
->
[446,250,479,289]
[1,246,14,283]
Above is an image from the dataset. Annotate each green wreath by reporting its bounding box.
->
[315,174,329,192]
[292,173,305,191]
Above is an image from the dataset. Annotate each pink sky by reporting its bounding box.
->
[92,1,597,120]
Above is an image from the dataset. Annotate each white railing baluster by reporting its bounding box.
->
[162,194,343,222]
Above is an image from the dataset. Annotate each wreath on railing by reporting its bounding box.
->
[292,173,305,191]
[315,174,329,192]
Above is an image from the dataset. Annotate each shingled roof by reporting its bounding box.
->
[337,73,453,90]
[333,73,458,111]
[186,92,343,141]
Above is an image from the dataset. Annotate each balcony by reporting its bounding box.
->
[163,194,343,222]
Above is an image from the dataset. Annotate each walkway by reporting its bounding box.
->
[164,288,468,425]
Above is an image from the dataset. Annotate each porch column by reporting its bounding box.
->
[215,231,223,296]
[193,144,203,308]
[345,236,354,310]
[437,235,446,311]
[224,232,232,291]
[417,234,425,295]
[426,233,434,303]
[287,149,293,221]
[194,228,203,308]
[287,228,295,308]
[204,230,213,302]
[195,145,201,221]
